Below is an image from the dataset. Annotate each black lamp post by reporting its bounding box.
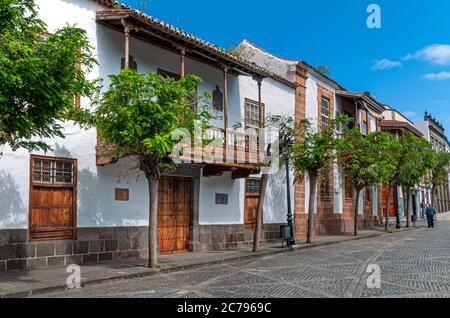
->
[395,185,402,229]
[283,136,296,246]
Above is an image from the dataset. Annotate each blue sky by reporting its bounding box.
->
[124,0,450,131]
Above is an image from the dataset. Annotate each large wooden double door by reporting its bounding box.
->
[157,176,191,254]
[382,185,397,217]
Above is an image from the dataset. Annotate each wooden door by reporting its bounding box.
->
[245,178,261,229]
[158,176,191,255]
[382,185,396,217]
[30,156,77,241]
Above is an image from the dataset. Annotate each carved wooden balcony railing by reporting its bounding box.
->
[96,127,265,168]
[177,127,263,166]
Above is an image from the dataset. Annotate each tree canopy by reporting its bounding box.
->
[339,129,391,193]
[397,133,433,188]
[426,150,450,200]
[0,0,97,152]
[94,69,211,178]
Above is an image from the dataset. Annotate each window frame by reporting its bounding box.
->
[320,96,330,129]
[244,98,265,129]
[30,155,76,187]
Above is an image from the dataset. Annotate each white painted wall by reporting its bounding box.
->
[372,186,378,216]
[199,172,243,225]
[415,121,430,141]
[334,97,343,214]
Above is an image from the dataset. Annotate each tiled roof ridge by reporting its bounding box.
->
[93,1,297,88]
[242,39,299,63]
[242,39,345,90]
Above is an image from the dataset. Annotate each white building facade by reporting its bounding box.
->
[0,0,299,271]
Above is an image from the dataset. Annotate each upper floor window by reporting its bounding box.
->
[245,99,264,129]
[362,120,368,135]
[321,97,330,129]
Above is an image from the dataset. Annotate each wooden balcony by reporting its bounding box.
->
[96,127,265,178]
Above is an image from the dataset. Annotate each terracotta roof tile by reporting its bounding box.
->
[93,1,297,87]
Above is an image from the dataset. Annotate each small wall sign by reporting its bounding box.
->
[215,193,228,205]
[115,188,129,201]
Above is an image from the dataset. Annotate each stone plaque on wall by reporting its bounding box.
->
[212,85,223,112]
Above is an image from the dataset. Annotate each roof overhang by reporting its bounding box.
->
[96,9,296,88]
[380,120,424,137]
[336,90,386,114]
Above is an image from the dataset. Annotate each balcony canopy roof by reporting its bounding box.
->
[336,90,386,114]
[380,120,424,137]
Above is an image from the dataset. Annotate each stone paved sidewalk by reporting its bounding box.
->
[0,227,415,298]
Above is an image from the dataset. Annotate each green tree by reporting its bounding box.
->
[291,117,344,243]
[377,133,418,231]
[397,133,434,227]
[0,0,97,152]
[94,69,211,268]
[426,151,450,211]
[338,129,391,235]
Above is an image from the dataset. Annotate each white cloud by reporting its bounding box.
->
[423,71,450,81]
[405,44,450,65]
[371,59,402,71]
[401,53,414,61]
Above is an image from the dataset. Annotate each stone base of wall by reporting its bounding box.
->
[294,215,381,239]
[195,224,283,252]
[0,227,148,272]
[1,224,284,271]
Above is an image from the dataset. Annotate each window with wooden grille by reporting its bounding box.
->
[32,157,74,185]
[246,178,261,195]
[245,99,264,129]
[321,97,330,129]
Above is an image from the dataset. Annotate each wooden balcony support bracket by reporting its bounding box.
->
[121,19,131,69]
[180,47,186,77]
[256,76,263,126]
[223,66,229,132]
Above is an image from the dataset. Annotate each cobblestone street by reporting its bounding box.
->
[38,221,450,298]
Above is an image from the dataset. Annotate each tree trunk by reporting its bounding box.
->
[306,171,318,244]
[405,186,411,228]
[253,173,269,252]
[431,187,436,210]
[354,189,361,236]
[148,177,159,269]
[385,185,392,231]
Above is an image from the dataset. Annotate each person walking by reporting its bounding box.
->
[425,205,437,228]
[420,200,426,219]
